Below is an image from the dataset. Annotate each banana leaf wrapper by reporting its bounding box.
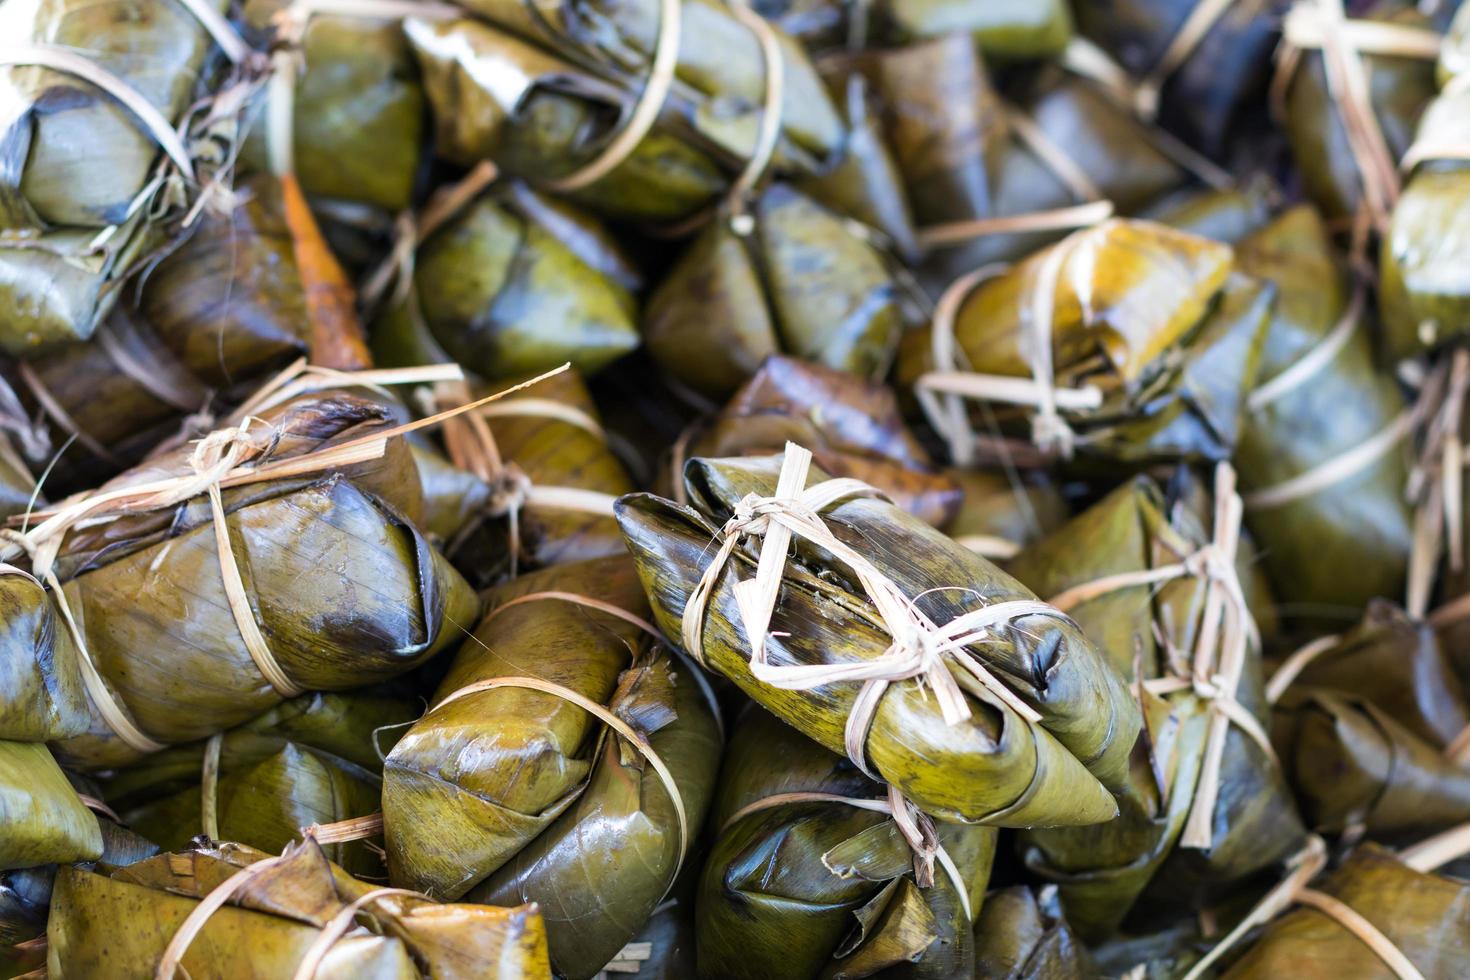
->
[841,43,1190,287]
[241,1,425,211]
[698,707,996,979]
[1073,0,1281,156]
[0,740,101,870]
[0,0,227,350]
[1220,845,1470,978]
[1379,51,1470,358]
[1273,686,1470,841]
[101,691,418,876]
[1282,1,1439,225]
[1141,184,1275,246]
[617,452,1141,825]
[1272,600,1470,750]
[0,566,89,743]
[1233,206,1412,615]
[683,354,961,526]
[371,182,640,380]
[405,0,845,225]
[897,219,1271,466]
[644,183,904,398]
[753,0,1073,59]
[421,368,634,586]
[4,175,313,494]
[0,433,35,522]
[973,886,1094,980]
[4,393,476,770]
[384,557,721,978]
[942,469,1070,564]
[46,838,551,979]
[1011,479,1303,941]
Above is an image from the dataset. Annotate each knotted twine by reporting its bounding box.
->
[679,443,1073,859]
[1,363,569,755]
[1047,463,1269,849]
[915,222,1112,466]
[720,789,969,905]
[434,379,622,579]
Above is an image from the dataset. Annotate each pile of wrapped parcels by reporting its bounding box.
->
[5,0,1470,976]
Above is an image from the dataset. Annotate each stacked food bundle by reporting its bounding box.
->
[6,0,1470,976]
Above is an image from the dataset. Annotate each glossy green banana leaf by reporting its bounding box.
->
[405,0,846,225]
[102,691,417,877]
[644,183,903,398]
[973,886,1095,979]
[421,368,634,586]
[0,805,158,951]
[0,393,476,771]
[47,838,552,979]
[1011,479,1303,941]
[1270,601,1470,749]
[616,451,1142,825]
[0,567,89,743]
[1220,845,1470,978]
[1282,0,1439,224]
[1273,685,1470,841]
[852,51,1192,287]
[371,182,640,380]
[1142,184,1274,246]
[0,740,101,870]
[0,0,226,350]
[240,0,424,210]
[942,469,1070,564]
[898,219,1270,465]
[384,557,720,978]
[4,174,313,495]
[683,355,961,526]
[753,0,1072,58]
[1380,4,1470,359]
[699,707,996,979]
[1233,206,1412,615]
[1073,0,1282,156]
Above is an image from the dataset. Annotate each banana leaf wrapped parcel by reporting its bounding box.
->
[2,173,314,495]
[405,0,849,225]
[698,706,996,979]
[101,690,418,877]
[1010,475,1305,942]
[1233,206,1412,614]
[370,179,641,380]
[0,0,230,350]
[0,740,101,871]
[972,885,1094,980]
[1380,0,1470,359]
[678,354,962,526]
[415,368,634,585]
[644,183,905,398]
[898,218,1271,467]
[754,0,1074,59]
[1070,0,1282,156]
[47,838,551,979]
[241,0,426,211]
[0,389,478,771]
[617,446,1142,826]
[383,556,721,979]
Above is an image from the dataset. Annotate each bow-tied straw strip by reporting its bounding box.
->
[1272,0,1445,237]
[680,443,1065,836]
[0,364,570,756]
[300,588,723,845]
[432,379,621,578]
[1046,464,1267,849]
[915,222,1113,467]
[720,790,971,904]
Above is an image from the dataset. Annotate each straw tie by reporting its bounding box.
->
[681,443,1057,786]
[1047,464,1266,849]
